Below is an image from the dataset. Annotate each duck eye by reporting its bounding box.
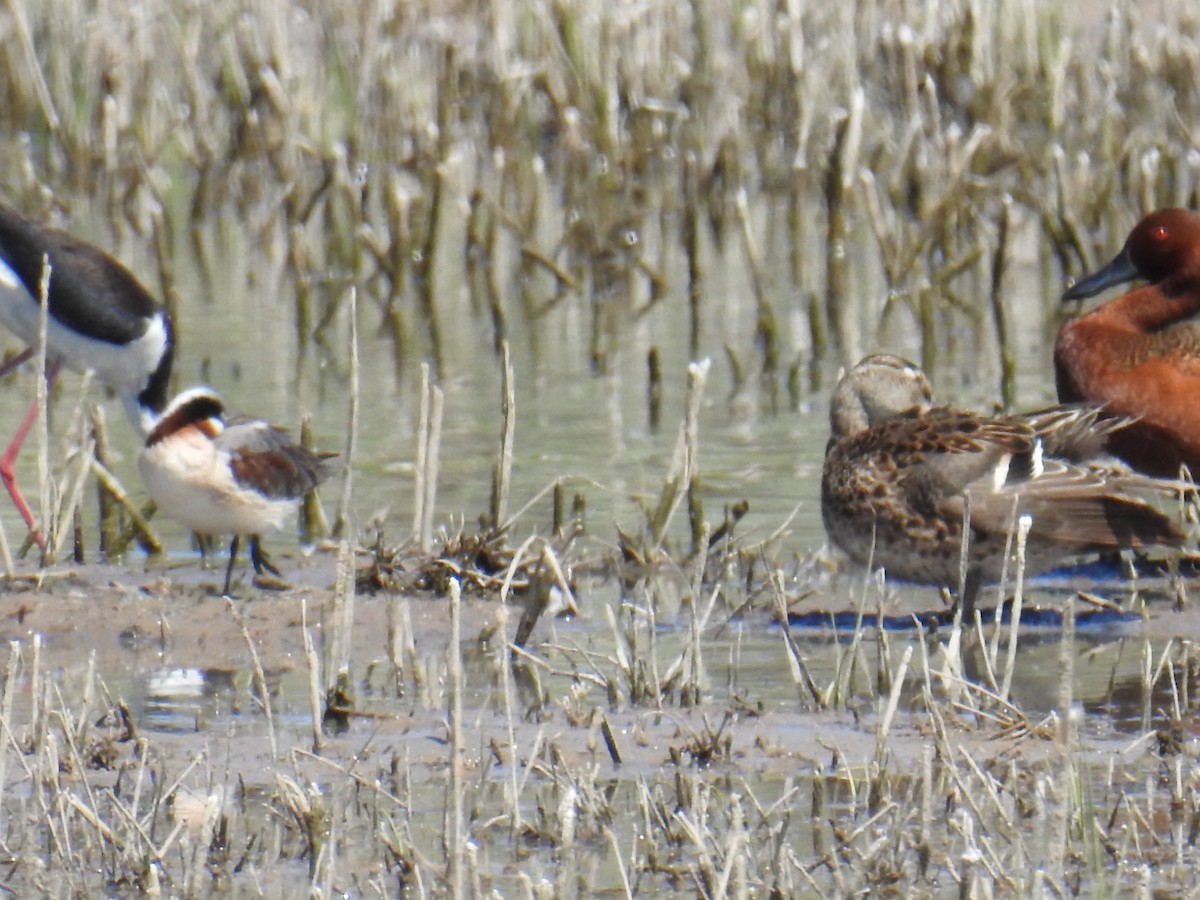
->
[1152,225,1169,241]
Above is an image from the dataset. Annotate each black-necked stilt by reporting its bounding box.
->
[139,386,338,595]
[0,202,174,545]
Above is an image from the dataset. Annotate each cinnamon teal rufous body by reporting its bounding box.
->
[1056,208,1200,478]
[821,354,1184,616]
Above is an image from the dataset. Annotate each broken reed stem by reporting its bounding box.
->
[989,196,1016,410]
[999,515,1032,703]
[0,642,20,820]
[35,255,51,561]
[682,523,711,706]
[493,597,523,838]
[31,635,47,759]
[334,287,359,541]
[90,459,162,556]
[302,597,323,754]
[413,364,445,554]
[51,411,94,563]
[647,347,663,432]
[649,358,711,548]
[0,499,11,576]
[422,385,444,554]
[327,537,356,693]
[413,362,430,539]
[484,193,507,355]
[874,645,913,766]
[91,407,119,556]
[227,598,278,760]
[300,415,329,542]
[1056,592,1075,745]
[824,88,864,365]
[734,189,779,405]
[490,340,515,530]
[7,0,58,131]
[683,152,702,360]
[447,577,465,897]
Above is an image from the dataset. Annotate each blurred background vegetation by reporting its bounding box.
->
[3,0,1197,420]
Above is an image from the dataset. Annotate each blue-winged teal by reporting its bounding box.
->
[1057,208,1200,477]
[822,354,1184,615]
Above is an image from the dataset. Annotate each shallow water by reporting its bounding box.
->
[0,182,1193,895]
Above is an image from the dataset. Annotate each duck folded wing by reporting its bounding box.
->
[941,460,1183,549]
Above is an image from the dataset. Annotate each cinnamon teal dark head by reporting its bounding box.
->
[1056,208,1200,477]
[822,354,1185,617]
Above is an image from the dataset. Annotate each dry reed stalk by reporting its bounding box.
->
[681,524,710,706]
[0,641,21,804]
[30,633,45,755]
[483,192,508,356]
[412,362,430,539]
[0,499,11,575]
[490,340,515,529]
[300,416,330,543]
[387,590,420,698]
[989,196,1015,409]
[413,365,445,554]
[326,537,356,696]
[823,88,863,366]
[227,597,277,760]
[89,459,162,556]
[91,407,119,555]
[734,189,779,405]
[302,597,323,754]
[491,598,523,838]
[446,577,465,897]
[423,387,444,553]
[48,393,95,562]
[334,286,359,540]
[288,224,314,359]
[649,358,710,548]
[683,153,702,360]
[551,480,564,536]
[874,644,913,767]
[35,255,51,560]
[7,0,58,132]
[647,346,662,433]
[999,515,1032,703]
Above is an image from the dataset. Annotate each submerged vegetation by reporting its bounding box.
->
[0,0,1197,894]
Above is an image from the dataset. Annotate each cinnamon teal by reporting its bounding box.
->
[1057,208,1200,478]
[822,354,1184,616]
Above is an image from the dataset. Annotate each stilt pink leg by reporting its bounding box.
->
[0,356,60,549]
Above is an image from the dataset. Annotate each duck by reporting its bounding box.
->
[1056,207,1200,478]
[0,202,174,546]
[821,354,1184,617]
[139,386,338,595]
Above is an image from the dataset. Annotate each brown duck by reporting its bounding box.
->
[821,354,1184,616]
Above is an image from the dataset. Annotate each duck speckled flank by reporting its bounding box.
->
[822,354,1184,616]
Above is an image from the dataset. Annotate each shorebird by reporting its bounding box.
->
[139,386,338,594]
[0,202,174,546]
[822,354,1185,617]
